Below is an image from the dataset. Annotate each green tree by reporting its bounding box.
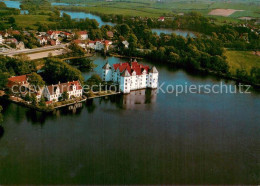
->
[8,17,15,24]
[38,96,46,107]
[0,106,3,123]
[68,42,85,56]
[78,58,96,72]
[31,94,37,106]
[128,34,138,53]
[0,2,7,8]
[62,91,69,100]
[24,93,31,102]
[43,58,84,84]
[28,72,45,88]
[0,72,9,89]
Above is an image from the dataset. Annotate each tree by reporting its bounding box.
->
[0,106,3,123]
[117,24,130,37]
[0,72,9,89]
[24,93,31,102]
[68,42,85,56]
[28,72,45,88]
[8,17,15,24]
[169,52,180,65]
[85,74,102,92]
[62,91,69,100]
[77,58,96,72]
[43,58,84,84]
[128,34,138,53]
[31,94,37,106]
[38,96,46,107]
[0,2,7,8]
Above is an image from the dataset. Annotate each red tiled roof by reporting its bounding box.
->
[77,31,88,35]
[8,75,27,83]
[113,61,150,76]
[64,32,72,36]
[104,40,112,45]
[10,30,20,35]
[5,38,17,43]
[7,75,28,88]
[46,101,53,105]
[95,39,102,42]
[47,30,61,35]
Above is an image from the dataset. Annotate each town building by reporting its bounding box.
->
[102,59,159,93]
[0,34,2,44]
[77,31,88,40]
[47,30,61,40]
[5,38,18,45]
[43,81,83,102]
[16,41,25,50]
[158,17,165,22]
[122,40,129,48]
[7,75,29,89]
[85,39,112,51]
[73,40,86,48]
[37,36,48,45]
[49,39,61,46]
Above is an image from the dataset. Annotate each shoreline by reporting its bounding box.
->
[109,52,260,89]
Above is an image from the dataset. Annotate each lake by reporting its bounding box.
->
[60,10,115,27]
[152,28,196,38]
[0,0,28,14]
[0,55,259,184]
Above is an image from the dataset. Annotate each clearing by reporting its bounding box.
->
[208,9,244,17]
[225,50,260,75]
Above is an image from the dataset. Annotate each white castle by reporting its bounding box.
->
[102,59,159,93]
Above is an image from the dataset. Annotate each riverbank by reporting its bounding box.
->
[0,90,122,113]
[110,51,260,88]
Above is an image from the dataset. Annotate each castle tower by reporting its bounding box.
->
[148,66,159,89]
[120,69,131,94]
[102,61,112,81]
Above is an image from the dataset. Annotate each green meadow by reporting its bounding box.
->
[55,0,259,20]
[225,50,260,75]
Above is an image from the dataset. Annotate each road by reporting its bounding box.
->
[0,44,67,56]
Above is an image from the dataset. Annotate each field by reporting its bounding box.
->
[208,9,244,17]
[225,50,260,75]
[12,15,54,29]
[54,0,260,21]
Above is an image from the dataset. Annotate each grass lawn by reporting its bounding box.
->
[225,50,260,75]
[13,15,54,29]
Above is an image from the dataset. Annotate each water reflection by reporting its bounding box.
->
[0,126,4,139]
[100,89,157,110]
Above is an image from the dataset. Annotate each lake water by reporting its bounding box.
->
[0,55,259,184]
[0,0,20,9]
[152,28,196,38]
[60,10,115,27]
[0,0,28,14]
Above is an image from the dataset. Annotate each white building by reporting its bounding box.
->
[43,81,83,102]
[0,34,2,44]
[37,36,48,45]
[77,31,88,40]
[47,30,61,40]
[122,40,129,48]
[86,40,112,51]
[102,59,159,94]
[95,40,104,51]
